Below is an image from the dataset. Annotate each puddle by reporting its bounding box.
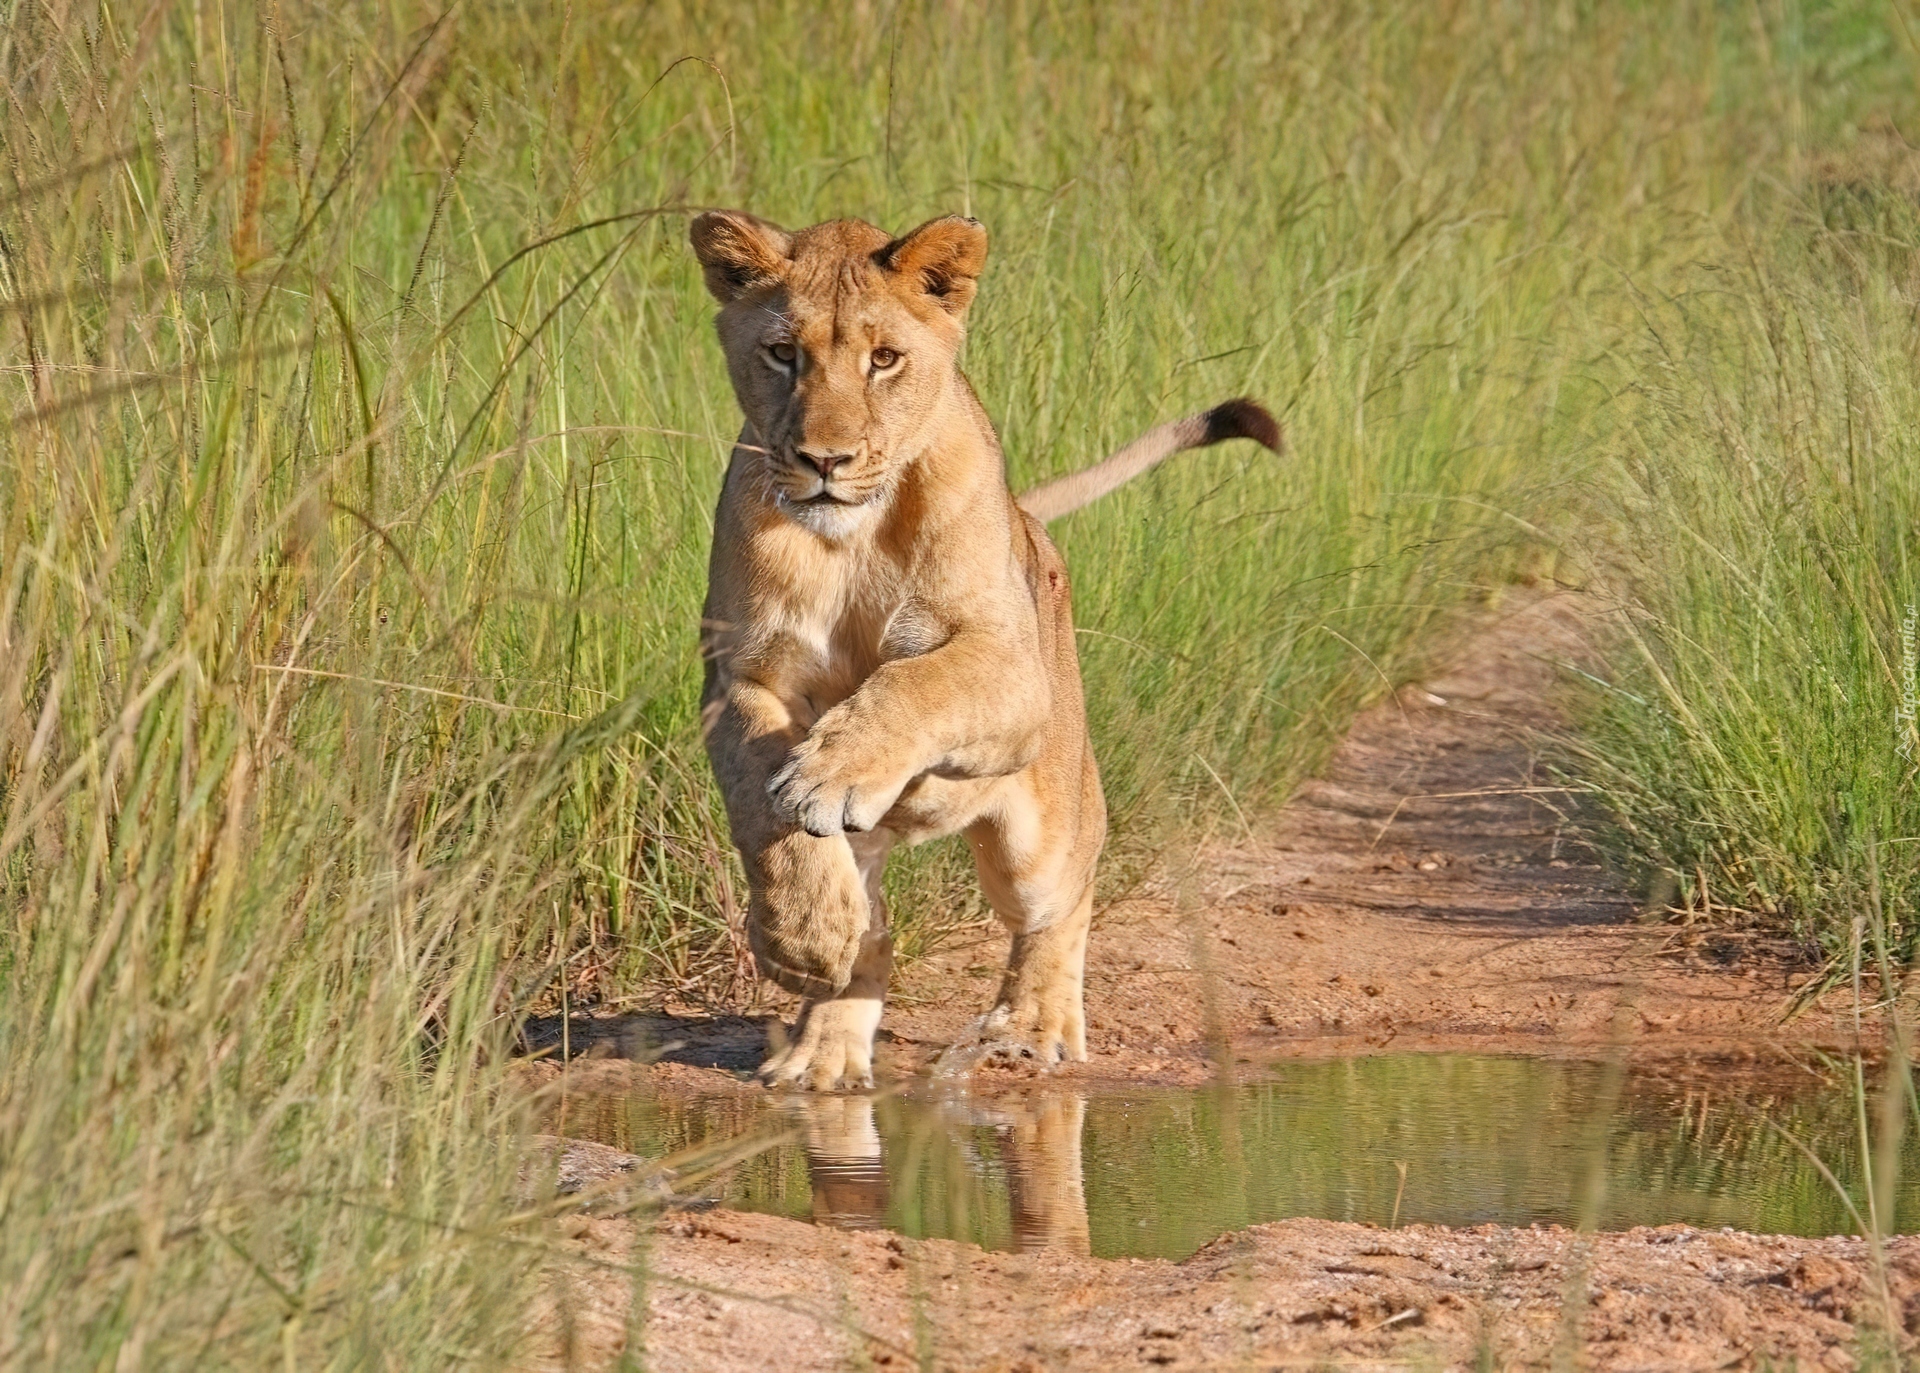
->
[549,1054,1920,1259]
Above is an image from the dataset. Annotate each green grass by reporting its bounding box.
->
[3,0,1918,1364]
[1565,125,1920,958]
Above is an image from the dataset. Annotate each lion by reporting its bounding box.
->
[689,210,1279,1090]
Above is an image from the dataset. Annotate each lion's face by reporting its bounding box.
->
[691,212,988,528]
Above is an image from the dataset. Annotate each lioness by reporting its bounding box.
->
[690,210,1278,1090]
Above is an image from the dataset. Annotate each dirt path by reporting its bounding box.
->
[518,594,1891,1371]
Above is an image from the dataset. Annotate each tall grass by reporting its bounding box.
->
[1569,125,1920,958]
[1,0,1910,1364]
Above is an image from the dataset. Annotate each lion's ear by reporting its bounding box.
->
[689,211,792,302]
[879,216,988,316]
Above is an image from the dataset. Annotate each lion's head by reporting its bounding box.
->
[689,211,989,530]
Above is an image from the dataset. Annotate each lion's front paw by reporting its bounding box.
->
[759,997,884,1092]
[766,727,906,838]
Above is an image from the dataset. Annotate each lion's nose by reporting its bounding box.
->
[794,446,855,479]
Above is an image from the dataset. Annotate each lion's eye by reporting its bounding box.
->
[870,347,900,371]
[768,342,797,366]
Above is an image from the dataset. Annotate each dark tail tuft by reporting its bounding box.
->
[1201,397,1282,452]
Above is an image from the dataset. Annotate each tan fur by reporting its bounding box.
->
[690,209,1274,1089]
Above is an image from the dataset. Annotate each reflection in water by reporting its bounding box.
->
[549,1054,1920,1260]
[777,1092,1090,1251]
[782,1094,891,1230]
[979,1093,1089,1253]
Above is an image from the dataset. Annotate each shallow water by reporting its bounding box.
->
[551,1054,1920,1259]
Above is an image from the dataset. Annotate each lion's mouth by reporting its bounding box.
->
[780,485,861,508]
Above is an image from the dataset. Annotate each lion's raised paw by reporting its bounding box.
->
[766,729,905,838]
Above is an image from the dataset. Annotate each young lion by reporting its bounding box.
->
[690,210,1279,1090]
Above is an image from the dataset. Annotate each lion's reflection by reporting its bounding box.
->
[983,1091,1090,1252]
[777,1090,1090,1253]
[780,1093,892,1229]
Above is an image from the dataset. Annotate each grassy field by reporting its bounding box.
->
[1566,141,1920,962]
[2,0,1918,1364]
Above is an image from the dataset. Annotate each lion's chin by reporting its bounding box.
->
[776,489,879,540]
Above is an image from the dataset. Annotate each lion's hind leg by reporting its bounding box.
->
[935,884,1092,1073]
[938,779,1102,1074]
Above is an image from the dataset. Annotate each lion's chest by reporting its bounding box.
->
[758,574,937,721]
[784,602,889,710]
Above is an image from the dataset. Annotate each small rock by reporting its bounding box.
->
[1786,1253,1849,1290]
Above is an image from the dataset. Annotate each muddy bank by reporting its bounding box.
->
[528,1206,1915,1371]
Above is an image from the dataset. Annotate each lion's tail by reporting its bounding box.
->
[1015,397,1282,524]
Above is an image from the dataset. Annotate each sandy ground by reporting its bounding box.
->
[533,1207,1918,1371]
[515,594,1898,1370]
